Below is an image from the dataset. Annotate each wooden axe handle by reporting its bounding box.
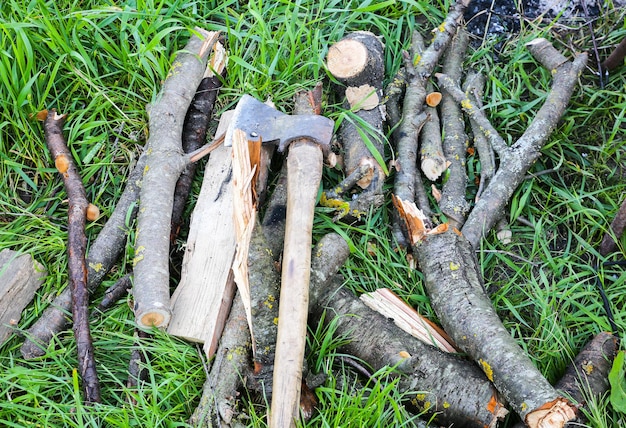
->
[270,140,323,428]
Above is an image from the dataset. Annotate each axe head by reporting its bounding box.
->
[224,94,334,152]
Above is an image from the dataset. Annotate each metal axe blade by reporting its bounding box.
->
[224,94,334,152]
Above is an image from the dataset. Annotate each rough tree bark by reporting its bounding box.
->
[42,110,100,404]
[438,30,470,229]
[171,59,226,242]
[392,0,470,245]
[309,233,508,428]
[511,332,618,428]
[132,29,219,329]
[21,151,146,359]
[391,36,588,427]
[413,230,576,426]
[437,38,589,248]
[326,31,386,219]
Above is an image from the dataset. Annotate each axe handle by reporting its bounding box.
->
[270,140,323,428]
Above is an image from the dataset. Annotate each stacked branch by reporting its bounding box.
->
[392,32,588,427]
[391,0,470,245]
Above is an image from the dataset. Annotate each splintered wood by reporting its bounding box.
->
[231,128,261,351]
[360,288,456,353]
[168,141,236,358]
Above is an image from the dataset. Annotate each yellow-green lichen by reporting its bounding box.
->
[479,359,494,382]
[320,192,350,217]
[89,262,103,272]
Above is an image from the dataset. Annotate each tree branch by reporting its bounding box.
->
[132,29,219,329]
[43,110,100,404]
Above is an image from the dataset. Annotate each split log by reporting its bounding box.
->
[391,0,470,246]
[309,233,508,428]
[42,110,100,404]
[132,29,220,329]
[0,250,45,345]
[167,143,236,355]
[327,31,386,205]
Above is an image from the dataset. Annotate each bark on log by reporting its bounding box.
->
[43,110,100,404]
[463,72,495,201]
[0,250,45,345]
[602,35,626,72]
[94,274,132,314]
[309,233,507,428]
[190,229,348,426]
[413,230,576,426]
[132,29,219,329]
[419,83,445,182]
[171,63,225,242]
[438,29,470,229]
[599,196,626,256]
[392,0,470,246]
[511,332,618,428]
[189,291,253,427]
[436,39,588,248]
[21,151,147,359]
[327,31,386,199]
[556,332,617,422]
[247,219,281,399]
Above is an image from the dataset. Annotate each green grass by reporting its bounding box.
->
[1,0,625,426]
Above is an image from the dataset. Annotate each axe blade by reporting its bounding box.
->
[224,94,334,152]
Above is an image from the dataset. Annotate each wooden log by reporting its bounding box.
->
[132,29,219,329]
[0,250,45,345]
[327,31,386,197]
[167,141,236,358]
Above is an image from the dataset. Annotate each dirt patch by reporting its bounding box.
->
[465,0,626,39]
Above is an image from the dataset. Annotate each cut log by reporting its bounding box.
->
[309,233,507,428]
[132,29,220,329]
[412,229,576,427]
[327,31,386,209]
[167,141,236,358]
[0,250,45,345]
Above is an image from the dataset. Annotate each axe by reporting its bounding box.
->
[225,95,334,427]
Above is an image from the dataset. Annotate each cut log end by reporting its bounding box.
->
[421,157,447,181]
[137,309,170,329]
[524,397,576,428]
[327,39,369,80]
